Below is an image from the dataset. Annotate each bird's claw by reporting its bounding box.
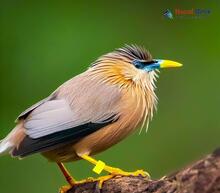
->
[59,177,96,193]
[59,185,72,193]
[108,168,150,178]
[59,170,150,192]
[97,175,115,188]
[96,169,150,189]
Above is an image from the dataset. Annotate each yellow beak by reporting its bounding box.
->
[159,60,183,68]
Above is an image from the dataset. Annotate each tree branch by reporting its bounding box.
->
[64,148,220,193]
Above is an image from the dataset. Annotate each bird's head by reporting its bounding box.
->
[88,45,182,133]
[90,45,182,88]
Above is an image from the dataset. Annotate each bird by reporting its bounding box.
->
[0,45,182,192]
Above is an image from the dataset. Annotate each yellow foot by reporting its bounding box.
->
[96,169,150,189]
[76,176,96,184]
[59,185,72,193]
[59,170,150,192]
[97,175,115,188]
[59,177,96,193]
[105,166,150,178]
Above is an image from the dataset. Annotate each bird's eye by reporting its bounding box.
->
[143,60,157,65]
[132,60,143,69]
[132,60,156,69]
[134,63,142,69]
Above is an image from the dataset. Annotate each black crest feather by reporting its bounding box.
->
[91,45,152,67]
[116,44,152,61]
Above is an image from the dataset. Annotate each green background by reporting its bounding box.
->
[0,1,219,193]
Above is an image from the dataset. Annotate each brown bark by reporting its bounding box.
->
[64,148,220,193]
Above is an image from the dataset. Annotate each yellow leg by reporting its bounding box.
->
[79,154,150,188]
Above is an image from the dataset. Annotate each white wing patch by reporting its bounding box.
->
[24,100,85,139]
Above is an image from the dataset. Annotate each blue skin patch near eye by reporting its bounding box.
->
[132,59,163,72]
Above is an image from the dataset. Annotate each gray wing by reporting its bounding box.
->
[13,73,121,157]
[24,99,85,139]
[16,95,55,121]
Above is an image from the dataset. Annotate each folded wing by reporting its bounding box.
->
[12,74,121,157]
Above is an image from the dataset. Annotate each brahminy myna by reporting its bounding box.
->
[0,45,182,192]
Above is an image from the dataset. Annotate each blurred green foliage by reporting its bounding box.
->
[0,1,219,193]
